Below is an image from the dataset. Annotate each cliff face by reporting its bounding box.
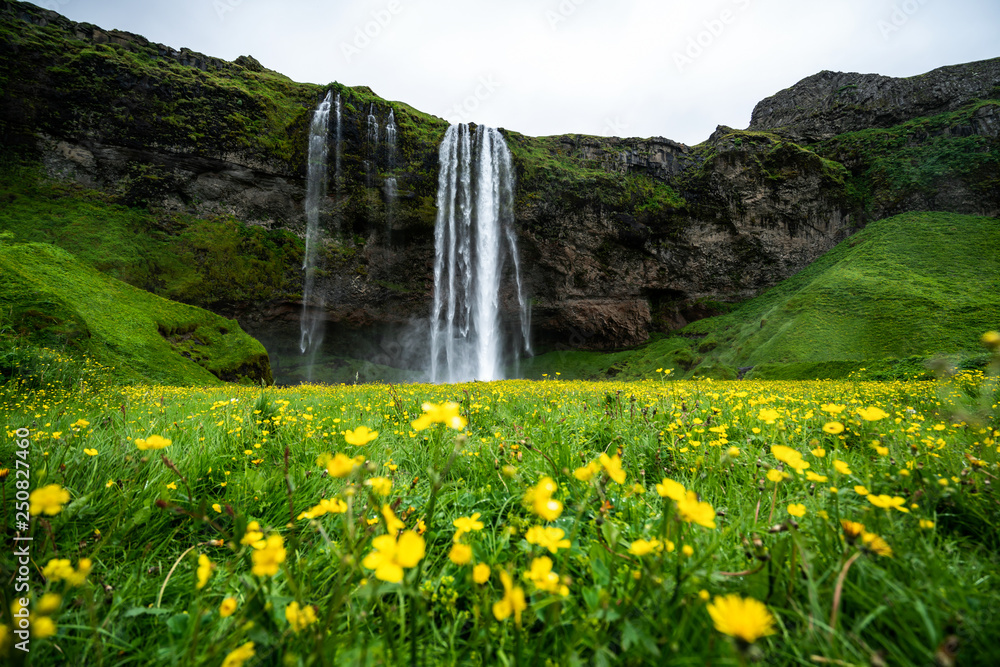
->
[2,0,998,378]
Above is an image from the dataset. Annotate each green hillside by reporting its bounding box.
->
[522,211,1000,380]
[0,241,272,386]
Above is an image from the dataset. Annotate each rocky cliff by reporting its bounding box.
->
[1,0,998,382]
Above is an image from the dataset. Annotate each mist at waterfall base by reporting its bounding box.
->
[261,109,531,386]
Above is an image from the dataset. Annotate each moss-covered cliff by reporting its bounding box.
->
[2,0,998,383]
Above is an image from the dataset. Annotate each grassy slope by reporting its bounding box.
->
[521,212,1000,380]
[0,242,272,385]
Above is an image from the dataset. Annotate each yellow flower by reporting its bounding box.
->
[771,445,809,472]
[919,519,935,530]
[135,434,171,451]
[84,448,98,456]
[297,498,348,520]
[766,469,789,484]
[860,531,893,557]
[867,494,909,513]
[628,538,664,556]
[382,504,405,535]
[856,406,889,421]
[449,543,473,565]
[655,478,686,501]
[285,601,318,633]
[411,401,467,431]
[362,530,425,583]
[682,544,694,557]
[787,503,806,518]
[524,477,563,521]
[251,535,286,577]
[326,453,364,478]
[241,521,265,548]
[810,447,826,458]
[36,593,61,616]
[527,556,568,596]
[166,482,178,490]
[222,641,255,667]
[365,476,393,496]
[822,421,844,434]
[805,471,828,483]
[676,491,717,529]
[212,503,222,513]
[524,525,571,553]
[453,512,485,540]
[30,615,57,639]
[598,453,626,484]
[492,570,527,625]
[29,484,70,516]
[572,460,600,481]
[820,403,846,415]
[832,460,852,475]
[840,519,866,543]
[706,594,777,644]
[982,330,1000,349]
[757,408,780,424]
[220,597,238,617]
[473,562,491,584]
[196,554,214,590]
[727,446,740,458]
[344,426,379,446]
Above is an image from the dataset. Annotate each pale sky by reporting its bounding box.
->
[36,0,1000,145]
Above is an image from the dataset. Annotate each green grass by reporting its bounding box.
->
[1,361,998,665]
[0,241,271,386]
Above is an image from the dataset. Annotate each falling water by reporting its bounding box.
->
[299,91,332,370]
[429,124,530,383]
[334,93,342,192]
[384,108,398,237]
[365,103,379,188]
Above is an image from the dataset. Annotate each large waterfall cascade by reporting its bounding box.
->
[299,91,332,367]
[429,124,531,383]
[384,108,398,235]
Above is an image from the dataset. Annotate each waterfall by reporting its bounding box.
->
[365,103,379,188]
[429,124,530,383]
[299,90,332,371]
[334,93,342,193]
[384,108,398,238]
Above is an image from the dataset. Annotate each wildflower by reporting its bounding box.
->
[365,476,393,496]
[29,616,57,639]
[36,593,61,616]
[820,404,846,415]
[524,477,563,521]
[699,590,711,601]
[706,594,777,644]
[805,471,828,483]
[822,422,844,434]
[867,494,909,513]
[220,598,238,617]
[758,408,780,424]
[285,601,318,633]
[84,448,98,456]
[473,562,491,584]
[919,519,935,530]
[727,446,740,458]
[344,426,379,446]
[856,406,889,421]
[241,521,265,548]
[166,482,177,490]
[598,453,626,484]
[382,505,405,535]
[840,520,865,543]
[453,512,485,540]
[853,485,870,496]
[832,460,852,475]
[212,503,222,513]
[676,491,717,529]
[573,460,600,481]
[766,469,789,484]
[29,484,70,516]
[810,447,826,458]
[860,531,893,557]
[492,570,527,625]
[527,556,569,596]
[772,445,809,472]
[298,498,348,520]
[449,543,473,565]
[655,477,686,501]
[525,525,571,553]
[411,401,467,431]
[982,330,1000,350]
[787,503,806,518]
[682,545,694,557]
[135,435,171,451]
[251,535,286,577]
[628,538,664,556]
[362,530,425,583]
[222,641,255,667]
[327,453,364,478]
[196,554,214,590]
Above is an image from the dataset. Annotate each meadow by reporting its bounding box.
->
[1,339,999,666]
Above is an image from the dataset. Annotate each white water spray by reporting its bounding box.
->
[299,91,332,367]
[429,124,530,383]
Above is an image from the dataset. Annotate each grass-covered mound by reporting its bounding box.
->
[521,212,1000,380]
[0,241,272,386]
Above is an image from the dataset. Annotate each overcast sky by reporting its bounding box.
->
[37,0,1000,145]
